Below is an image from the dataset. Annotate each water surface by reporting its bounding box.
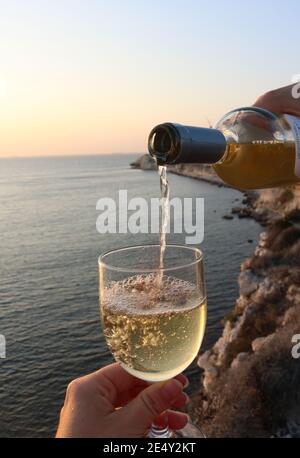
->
[0,154,261,437]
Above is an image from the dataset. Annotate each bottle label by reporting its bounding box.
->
[285,114,300,178]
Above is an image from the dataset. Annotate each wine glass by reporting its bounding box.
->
[99,244,206,438]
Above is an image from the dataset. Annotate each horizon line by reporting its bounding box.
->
[0,151,144,160]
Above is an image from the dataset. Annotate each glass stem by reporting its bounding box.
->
[148,422,174,438]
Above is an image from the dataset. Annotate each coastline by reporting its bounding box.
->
[132,154,300,437]
[130,153,264,221]
[168,163,228,188]
[130,154,228,187]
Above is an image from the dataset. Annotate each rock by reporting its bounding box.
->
[203,367,218,391]
[282,306,296,326]
[289,240,300,260]
[238,270,260,297]
[237,351,249,361]
[202,400,209,412]
[253,277,284,303]
[235,296,249,314]
[130,154,157,170]
[197,350,220,383]
[286,284,300,304]
[238,208,252,218]
[230,352,249,369]
[286,208,300,223]
[251,334,275,352]
[270,226,300,251]
[251,337,265,352]
[231,206,252,218]
[212,321,232,360]
[197,350,213,371]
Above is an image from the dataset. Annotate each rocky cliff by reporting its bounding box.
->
[192,186,300,437]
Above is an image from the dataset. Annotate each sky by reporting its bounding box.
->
[0,0,299,157]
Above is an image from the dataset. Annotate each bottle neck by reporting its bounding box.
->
[148,123,227,165]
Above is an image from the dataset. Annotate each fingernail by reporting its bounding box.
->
[175,392,190,406]
[160,380,182,401]
[175,374,189,389]
[184,393,190,405]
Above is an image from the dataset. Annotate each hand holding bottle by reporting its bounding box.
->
[254,84,300,117]
[148,83,300,189]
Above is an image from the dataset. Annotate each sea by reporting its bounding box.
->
[0,154,261,437]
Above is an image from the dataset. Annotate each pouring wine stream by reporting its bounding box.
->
[158,165,170,276]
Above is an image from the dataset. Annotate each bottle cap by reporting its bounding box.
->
[148,123,226,165]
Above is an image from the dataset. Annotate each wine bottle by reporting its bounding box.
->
[148,107,300,189]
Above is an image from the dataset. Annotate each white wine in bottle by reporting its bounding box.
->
[148,107,300,189]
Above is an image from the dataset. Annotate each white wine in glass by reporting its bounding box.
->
[99,244,206,437]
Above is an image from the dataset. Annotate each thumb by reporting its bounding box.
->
[119,379,184,432]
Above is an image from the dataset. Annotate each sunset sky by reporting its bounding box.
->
[0,0,299,157]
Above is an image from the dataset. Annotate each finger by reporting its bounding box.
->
[167,410,189,430]
[118,379,184,432]
[116,387,189,409]
[152,407,189,430]
[98,364,188,406]
[114,386,146,407]
[95,363,149,403]
[153,410,189,430]
[174,374,189,389]
[100,363,188,392]
[115,384,188,408]
[99,363,149,390]
[254,84,300,116]
[171,392,189,408]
